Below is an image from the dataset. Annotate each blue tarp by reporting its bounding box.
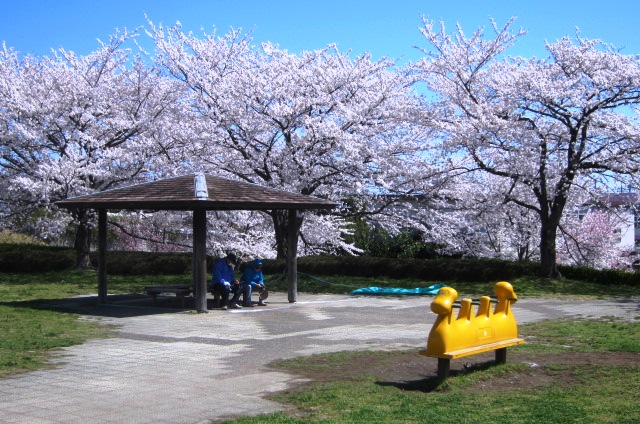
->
[350,282,446,296]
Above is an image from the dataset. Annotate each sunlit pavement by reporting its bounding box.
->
[1,292,638,423]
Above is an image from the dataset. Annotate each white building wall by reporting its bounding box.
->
[617,209,637,250]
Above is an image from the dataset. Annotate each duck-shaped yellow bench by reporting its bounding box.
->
[420,281,525,378]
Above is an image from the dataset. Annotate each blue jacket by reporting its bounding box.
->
[241,259,264,287]
[211,258,235,286]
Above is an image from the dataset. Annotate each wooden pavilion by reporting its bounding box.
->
[56,173,337,311]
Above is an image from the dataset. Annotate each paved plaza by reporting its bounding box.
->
[1,292,638,423]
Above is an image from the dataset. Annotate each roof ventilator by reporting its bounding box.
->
[194,173,209,200]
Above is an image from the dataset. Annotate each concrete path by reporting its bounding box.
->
[0,293,638,423]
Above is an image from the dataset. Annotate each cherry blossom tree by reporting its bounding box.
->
[414,18,640,277]
[557,210,632,269]
[107,211,192,252]
[0,30,181,267]
[443,172,541,261]
[149,23,440,259]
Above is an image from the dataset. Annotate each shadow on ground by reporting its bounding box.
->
[0,293,205,318]
[375,360,498,393]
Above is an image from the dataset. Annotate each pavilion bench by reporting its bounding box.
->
[144,284,192,308]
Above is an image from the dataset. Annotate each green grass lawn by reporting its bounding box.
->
[0,271,640,404]
[228,319,640,423]
[0,270,190,376]
[0,305,110,377]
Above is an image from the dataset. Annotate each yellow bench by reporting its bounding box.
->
[420,282,525,379]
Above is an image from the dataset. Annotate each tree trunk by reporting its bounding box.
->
[73,209,93,269]
[516,244,529,262]
[272,210,288,259]
[540,197,566,278]
[271,210,304,260]
[539,218,561,278]
[538,187,570,278]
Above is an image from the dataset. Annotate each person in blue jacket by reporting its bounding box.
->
[210,252,242,310]
[240,258,266,307]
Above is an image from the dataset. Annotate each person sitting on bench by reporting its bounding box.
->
[210,252,242,310]
[240,258,267,307]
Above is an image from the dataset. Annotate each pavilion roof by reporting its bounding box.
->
[56,173,337,211]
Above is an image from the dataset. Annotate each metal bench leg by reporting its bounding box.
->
[495,347,507,365]
[437,358,450,379]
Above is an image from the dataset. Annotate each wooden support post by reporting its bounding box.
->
[191,240,196,292]
[287,209,299,303]
[495,347,507,365]
[193,209,208,312]
[437,358,450,380]
[97,209,108,304]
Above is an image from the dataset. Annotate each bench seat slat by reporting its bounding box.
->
[144,284,191,292]
[419,338,525,359]
[143,285,193,308]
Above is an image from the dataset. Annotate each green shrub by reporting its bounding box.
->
[89,251,194,275]
[0,245,195,275]
[0,230,46,245]
[344,221,440,259]
[288,256,538,282]
[0,243,70,253]
[0,248,75,272]
[559,265,640,286]
[1,243,638,286]
[262,255,638,286]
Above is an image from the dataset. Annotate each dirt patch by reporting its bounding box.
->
[270,349,640,393]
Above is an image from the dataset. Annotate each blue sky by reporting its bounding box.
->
[1,0,639,62]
